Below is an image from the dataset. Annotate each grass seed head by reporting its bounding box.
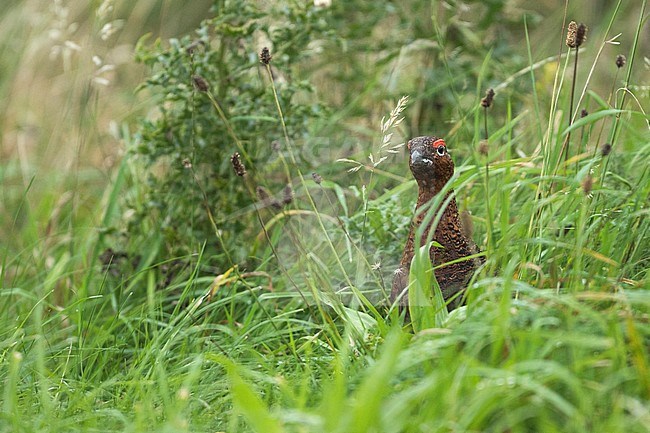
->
[256,185,270,202]
[186,39,206,55]
[282,184,294,205]
[231,152,246,176]
[481,88,495,108]
[566,21,578,48]
[260,47,272,65]
[616,54,627,68]
[601,143,612,157]
[192,74,209,92]
[478,139,489,156]
[576,23,588,47]
[256,185,281,209]
[582,175,593,195]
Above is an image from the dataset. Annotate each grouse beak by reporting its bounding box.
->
[410,149,433,168]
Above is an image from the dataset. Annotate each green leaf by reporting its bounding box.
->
[562,109,626,136]
[408,244,448,332]
[230,368,284,433]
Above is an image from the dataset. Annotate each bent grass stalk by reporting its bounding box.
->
[262,58,384,322]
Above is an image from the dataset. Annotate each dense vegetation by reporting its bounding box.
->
[1,1,649,432]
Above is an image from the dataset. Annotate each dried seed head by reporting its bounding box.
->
[582,175,593,195]
[601,143,612,157]
[182,158,192,169]
[615,54,626,68]
[566,21,578,48]
[192,74,209,92]
[282,184,293,205]
[312,172,323,185]
[580,109,589,118]
[259,47,272,65]
[231,152,246,176]
[481,88,495,108]
[256,186,281,209]
[575,23,588,47]
[186,39,206,55]
[256,186,271,202]
[478,140,489,156]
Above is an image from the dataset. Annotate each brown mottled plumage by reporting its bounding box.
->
[391,136,484,311]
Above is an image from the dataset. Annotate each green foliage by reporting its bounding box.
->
[2,0,650,432]
[125,0,333,260]
[343,191,412,261]
[408,243,449,332]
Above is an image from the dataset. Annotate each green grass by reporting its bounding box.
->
[2,0,650,432]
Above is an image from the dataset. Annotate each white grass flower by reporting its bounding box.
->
[100,20,123,41]
[97,0,114,20]
[314,0,332,8]
[338,95,409,173]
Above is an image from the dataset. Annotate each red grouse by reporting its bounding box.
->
[391,136,484,311]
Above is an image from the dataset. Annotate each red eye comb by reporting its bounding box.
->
[432,139,446,148]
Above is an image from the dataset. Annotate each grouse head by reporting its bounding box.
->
[407,136,454,189]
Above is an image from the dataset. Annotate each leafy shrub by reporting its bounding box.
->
[123,0,333,261]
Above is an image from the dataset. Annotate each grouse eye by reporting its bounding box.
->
[436,146,446,156]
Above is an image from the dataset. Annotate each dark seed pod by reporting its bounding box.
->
[575,23,588,47]
[282,184,293,205]
[192,75,209,92]
[582,175,593,195]
[231,152,246,176]
[256,186,281,210]
[600,143,612,157]
[481,88,495,108]
[478,140,489,156]
[259,47,272,65]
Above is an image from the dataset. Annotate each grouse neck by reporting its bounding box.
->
[416,178,453,207]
